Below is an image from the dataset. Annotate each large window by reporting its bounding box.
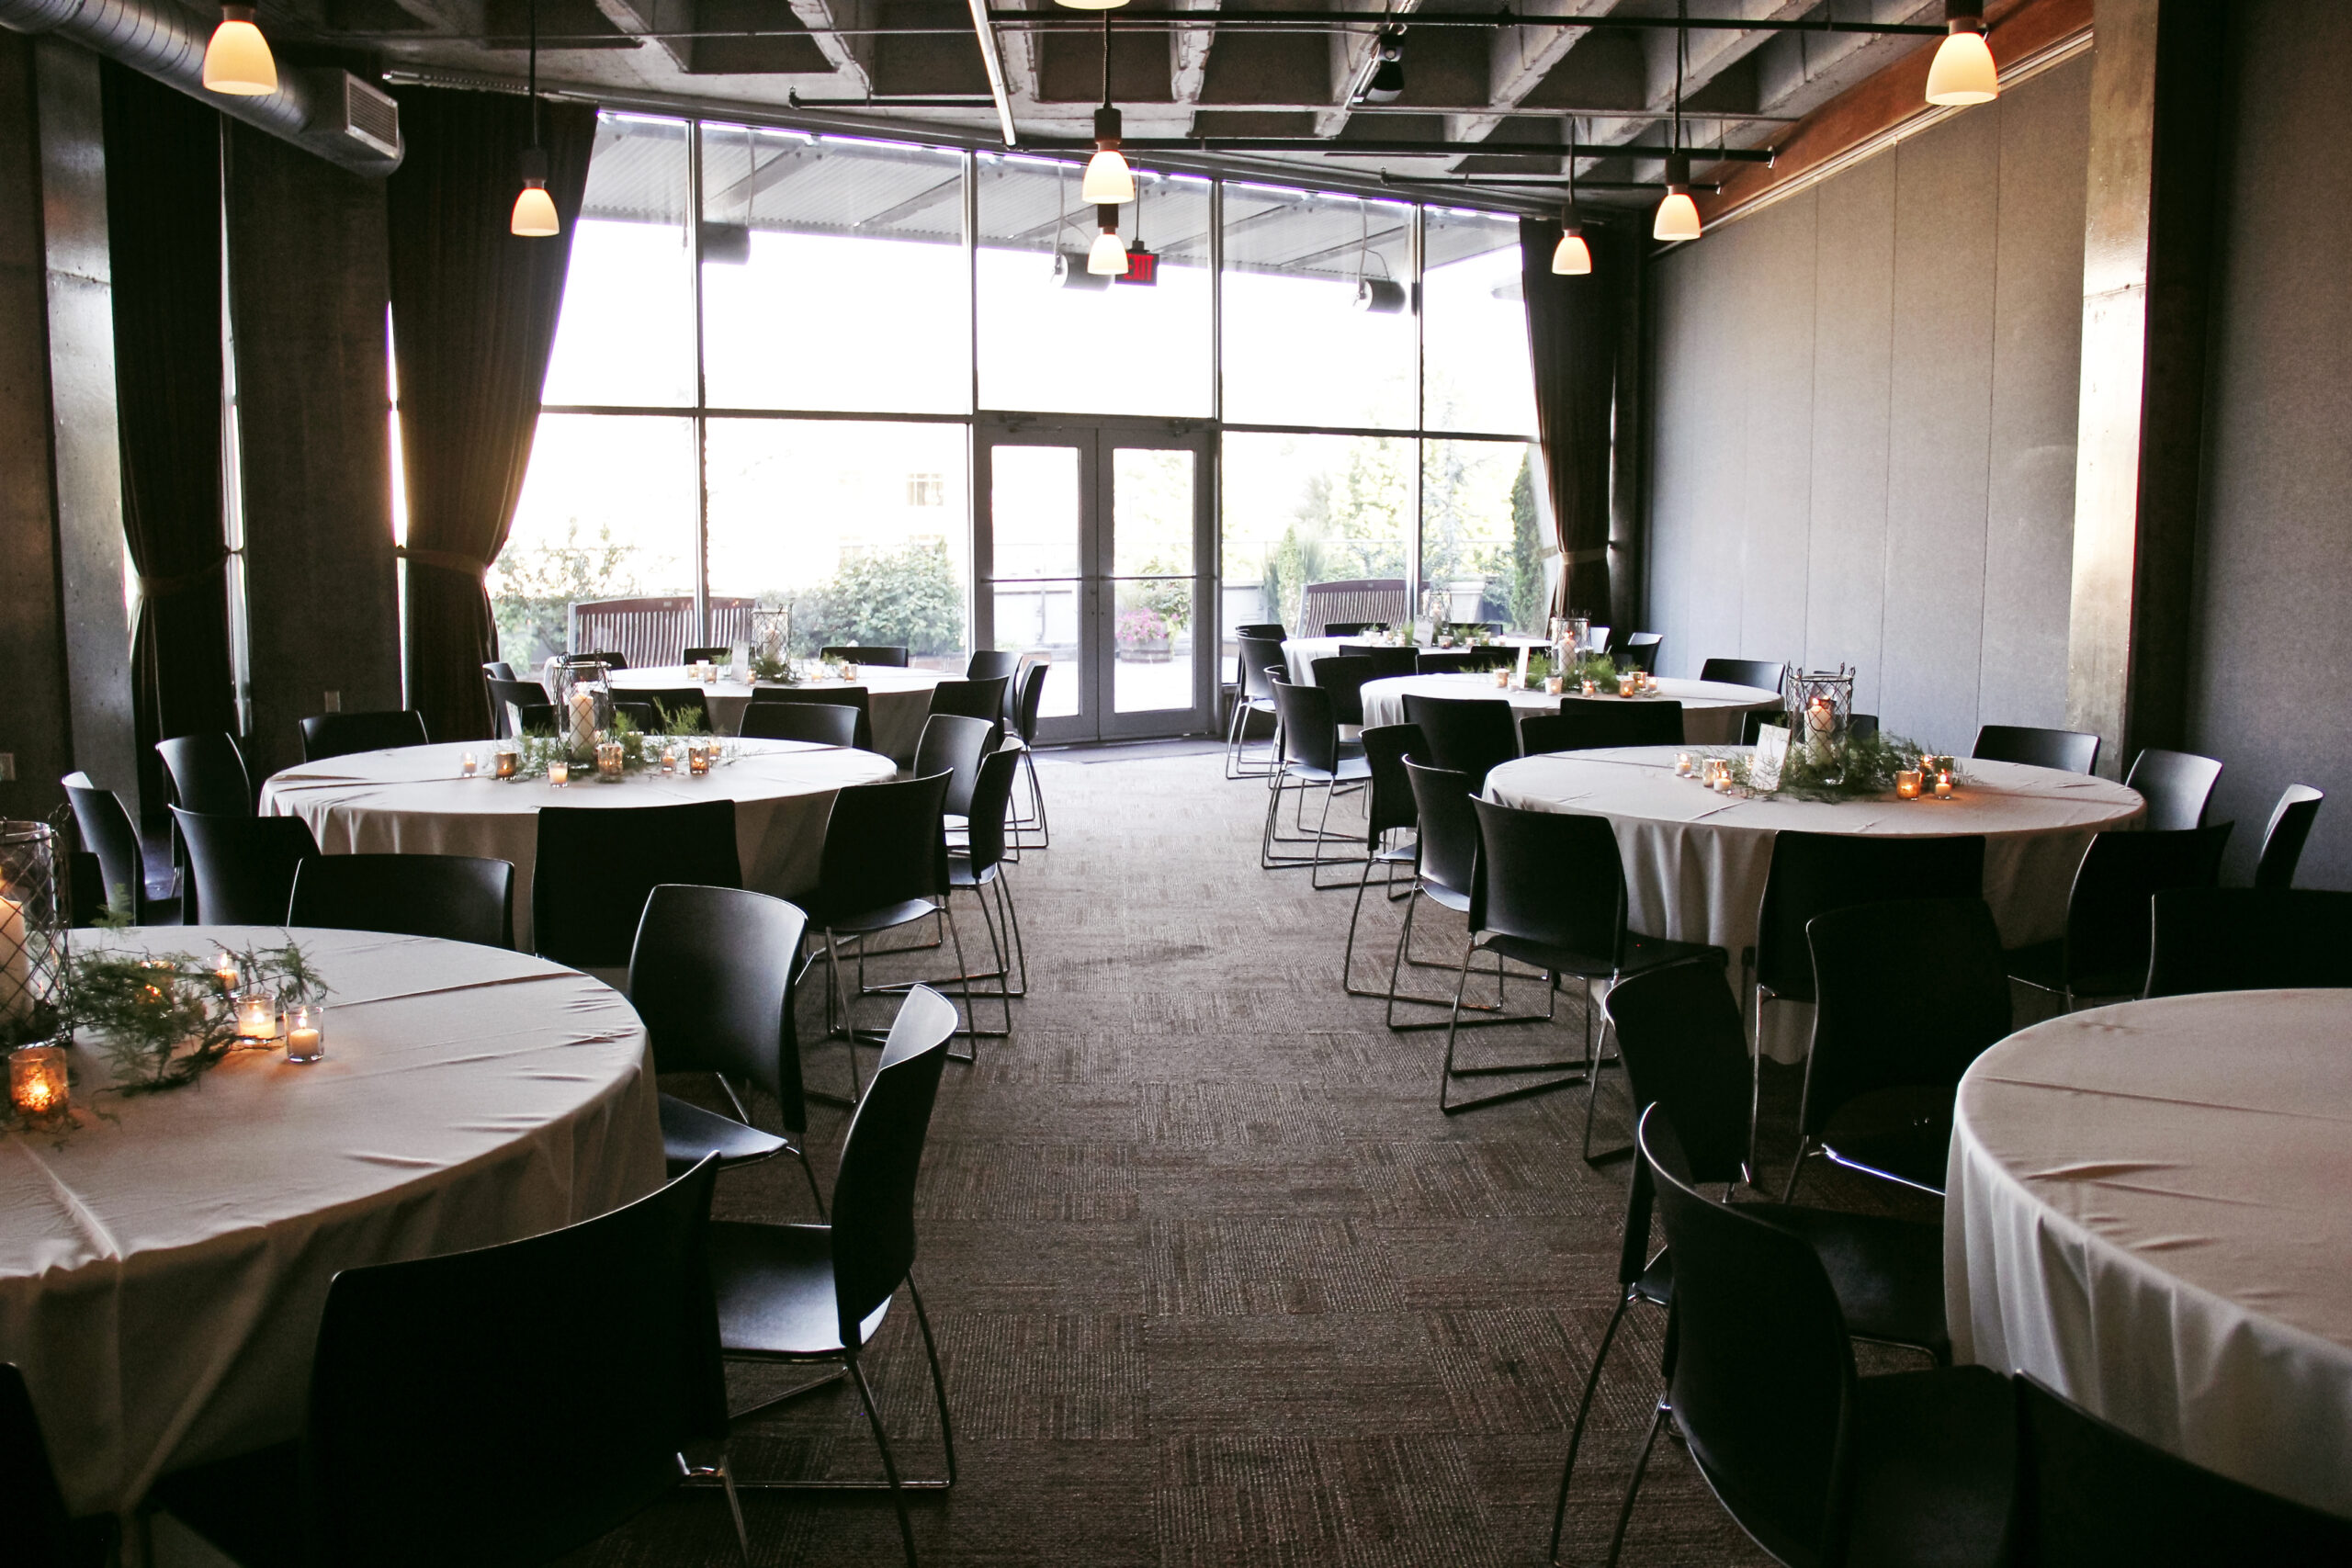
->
[499,109,1552,690]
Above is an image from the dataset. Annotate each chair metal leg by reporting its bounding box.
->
[1603,1399,1671,1568]
[1439,946,1585,1115]
[997,874,1028,997]
[943,906,977,1064]
[848,1350,922,1568]
[1549,1291,1637,1567]
[798,1145,828,1220]
[907,1279,958,1486]
[717,1455,752,1565]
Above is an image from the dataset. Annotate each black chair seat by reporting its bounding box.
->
[1749,1204,1950,1360]
[153,1443,303,1568]
[707,1221,890,1359]
[947,855,997,891]
[1838,1364,2014,1568]
[813,897,941,938]
[1821,1085,1955,1195]
[1478,928,1720,983]
[1286,754,1372,785]
[659,1092,787,1176]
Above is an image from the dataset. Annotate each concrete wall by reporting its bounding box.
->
[1643,55,2091,751]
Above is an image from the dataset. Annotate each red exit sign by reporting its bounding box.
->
[1115,246,1158,286]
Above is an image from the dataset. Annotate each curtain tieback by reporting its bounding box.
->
[137,561,226,598]
[396,546,491,579]
[1562,547,1610,565]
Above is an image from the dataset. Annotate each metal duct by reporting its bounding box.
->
[0,0,401,175]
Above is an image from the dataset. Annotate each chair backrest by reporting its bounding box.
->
[2256,784,2324,891]
[486,677,553,739]
[171,808,318,925]
[1401,758,1478,902]
[156,732,253,816]
[1231,626,1283,688]
[2144,887,2352,997]
[1270,679,1342,775]
[1011,660,1048,742]
[2011,1372,2352,1567]
[966,649,1019,682]
[299,710,430,763]
[1803,897,2011,1138]
[1974,723,2100,774]
[1400,694,1520,788]
[811,772,953,926]
[680,646,729,664]
[1468,797,1628,965]
[1615,631,1664,672]
[747,684,873,750]
[1309,655,1377,728]
[1753,831,1987,1001]
[1235,632,1287,704]
[1640,1104,1854,1567]
[579,648,628,670]
[1320,620,1379,637]
[289,854,514,949]
[822,645,910,668]
[2125,749,2224,831]
[1,1362,92,1568]
[1699,658,1784,693]
[531,800,741,967]
[960,747,1022,877]
[913,713,999,818]
[304,1156,725,1568]
[829,987,958,1345]
[1340,645,1418,678]
[1412,649,1504,676]
[628,885,808,1133]
[1603,959,1756,1189]
[482,660,517,683]
[1298,577,1408,637]
[622,688,713,734]
[62,772,149,922]
[1520,700,1685,755]
[741,701,859,747]
[1358,723,1425,849]
[929,675,1010,736]
[2064,823,2233,995]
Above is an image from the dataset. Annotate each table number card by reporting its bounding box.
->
[1750,723,1790,792]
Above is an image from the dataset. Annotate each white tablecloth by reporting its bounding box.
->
[1485,747,2144,1059]
[614,665,945,763]
[0,925,664,1516]
[262,739,896,949]
[1282,636,1544,687]
[1362,673,1780,746]
[1949,990,2352,1517]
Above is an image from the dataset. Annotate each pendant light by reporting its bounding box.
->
[1087,204,1129,276]
[201,3,277,96]
[1054,0,1125,11]
[1653,6,1701,243]
[511,0,560,237]
[1925,0,1999,106]
[1080,14,1135,205]
[1553,120,1593,275]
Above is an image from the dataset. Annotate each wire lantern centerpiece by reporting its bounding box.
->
[1785,665,1856,768]
[1,821,64,1055]
[545,655,616,755]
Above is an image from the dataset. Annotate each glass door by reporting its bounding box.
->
[977,420,1215,744]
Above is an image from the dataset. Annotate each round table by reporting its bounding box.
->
[1282,635,1544,686]
[1484,746,2144,1059]
[262,739,897,950]
[0,925,663,1516]
[1949,989,2352,1518]
[613,665,946,763]
[1362,673,1781,746]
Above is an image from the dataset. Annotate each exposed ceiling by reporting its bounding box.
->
[275,0,1963,210]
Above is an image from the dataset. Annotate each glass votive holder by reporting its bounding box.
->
[1580,677,1598,696]
[596,739,626,781]
[1935,770,1954,799]
[1896,770,1923,799]
[212,949,241,992]
[660,742,680,774]
[547,759,571,788]
[9,1044,68,1121]
[1676,752,1693,777]
[493,743,519,780]
[1491,668,1510,688]
[1544,675,1565,695]
[284,1003,325,1064]
[1617,673,1638,698]
[234,988,280,1042]
[687,741,712,776]
[460,751,479,777]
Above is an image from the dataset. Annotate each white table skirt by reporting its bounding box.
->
[1360,673,1780,746]
[0,926,664,1516]
[1485,747,2144,1060]
[1949,990,2352,1518]
[614,665,945,763]
[262,739,897,950]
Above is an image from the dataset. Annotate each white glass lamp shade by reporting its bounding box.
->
[1653,190,1702,243]
[511,181,560,238]
[202,8,277,96]
[1552,230,1592,276]
[1925,28,1999,105]
[1054,0,1127,9]
[1081,147,1135,205]
[1087,229,1129,276]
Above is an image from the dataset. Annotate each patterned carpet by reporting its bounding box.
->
[574,746,1933,1568]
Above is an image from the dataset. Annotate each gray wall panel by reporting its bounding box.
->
[1735,193,1818,670]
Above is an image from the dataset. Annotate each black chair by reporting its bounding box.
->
[1227,631,1288,779]
[1390,760,1548,1036]
[531,800,741,973]
[1549,960,1952,1565]
[2125,748,2224,830]
[944,747,1027,1032]
[2255,784,2324,890]
[1613,631,1663,672]
[1228,621,1283,696]
[288,854,515,949]
[581,648,628,670]
[487,676,554,739]
[1604,1105,2011,1568]
[1339,644,1419,678]
[630,884,823,1213]
[1401,693,1519,788]
[153,1156,741,1568]
[1747,831,1986,1168]
[62,772,176,923]
[822,645,910,668]
[2007,822,2233,1006]
[682,645,729,664]
[2008,1372,2352,1566]
[706,987,960,1568]
[1320,620,1380,637]
[1341,723,1424,1000]
[171,808,318,925]
[1457,796,1723,1134]
[156,732,253,815]
[964,649,1019,683]
[1973,723,2100,774]
[913,713,998,829]
[482,660,517,683]
[1413,649,1502,676]
[1791,897,2012,1200]
[2,1363,116,1568]
[621,687,713,733]
[1262,679,1369,877]
[1309,655,1378,728]
[1699,658,1783,692]
[1003,660,1051,852]
[748,685,874,751]
[2248,789,2324,888]
[927,676,1009,740]
[2143,887,2352,997]
[742,702,859,747]
[1519,700,1685,755]
[299,710,430,763]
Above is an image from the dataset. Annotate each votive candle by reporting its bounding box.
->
[1935,770,1954,799]
[547,759,570,788]
[687,741,712,776]
[9,1045,67,1120]
[1618,673,1638,698]
[283,1003,325,1064]
[1896,770,1923,799]
[1676,753,1693,776]
[494,743,519,780]
[212,950,241,991]
[1492,668,1510,688]
[595,739,625,781]
[234,989,279,1041]
[460,751,479,777]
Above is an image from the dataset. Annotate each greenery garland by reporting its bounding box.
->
[1721,728,1957,803]
[41,934,330,1101]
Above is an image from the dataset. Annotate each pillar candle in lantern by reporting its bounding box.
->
[567,690,597,750]
[9,1045,67,1120]
[0,896,28,1027]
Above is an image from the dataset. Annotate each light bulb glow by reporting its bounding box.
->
[1552,231,1592,276]
[202,10,277,96]
[1054,0,1127,9]
[1653,190,1701,243]
[1082,147,1135,205]
[1087,229,1129,276]
[1925,28,1999,105]
[511,182,560,238]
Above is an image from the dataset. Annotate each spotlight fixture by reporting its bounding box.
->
[201,3,277,96]
[1925,0,1999,106]
[1080,15,1135,204]
[1553,126,1593,276]
[1087,204,1129,276]
[511,0,559,236]
[1361,28,1405,105]
[1352,277,1408,312]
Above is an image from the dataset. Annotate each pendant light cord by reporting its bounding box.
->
[527,0,539,150]
[1672,0,1684,156]
[1101,11,1112,110]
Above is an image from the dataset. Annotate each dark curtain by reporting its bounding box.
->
[1520,216,1634,623]
[387,87,595,741]
[101,63,237,823]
